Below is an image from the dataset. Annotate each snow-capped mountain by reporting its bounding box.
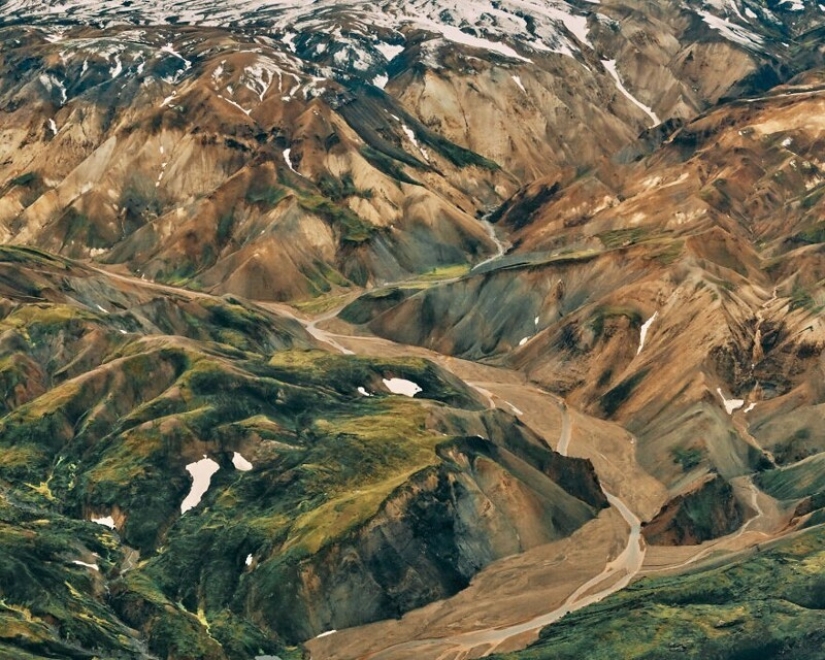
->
[3,0,824,62]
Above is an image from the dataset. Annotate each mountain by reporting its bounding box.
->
[0,246,607,658]
[2,1,825,659]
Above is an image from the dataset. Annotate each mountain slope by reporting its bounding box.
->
[0,246,608,658]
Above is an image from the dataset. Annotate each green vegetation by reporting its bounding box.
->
[598,227,649,249]
[244,184,289,208]
[755,454,825,500]
[0,254,494,657]
[790,281,816,312]
[589,306,642,339]
[297,193,377,245]
[10,172,37,187]
[672,446,704,471]
[496,526,825,660]
[317,172,373,201]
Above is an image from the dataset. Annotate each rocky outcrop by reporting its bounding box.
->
[256,435,604,642]
[642,474,745,546]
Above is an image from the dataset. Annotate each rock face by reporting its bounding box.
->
[345,73,825,538]
[259,435,605,641]
[642,474,745,545]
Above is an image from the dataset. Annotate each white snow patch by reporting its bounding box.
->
[698,10,764,49]
[357,386,372,397]
[373,74,389,89]
[602,60,659,126]
[534,316,540,325]
[181,457,220,514]
[716,388,745,415]
[401,124,429,161]
[39,73,67,106]
[218,95,252,116]
[48,119,58,135]
[160,43,192,72]
[96,304,108,314]
[782,136,794,147]
[160,92,177,108]
[375,42,404,61]
[417,19,531,62]
[383,378,422,397]
[637,311,658,355]
[92,516,115,529]
[744,402,757,413]
[232,452,253,471]
[110,55,123,78]
[519,336,530,346]
[316,630,337,639]
[512,75,527,94]
[72,560,99,571]
[283,148,299,174]
[245,554,253,566]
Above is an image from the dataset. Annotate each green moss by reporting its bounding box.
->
[496,526,825,660]
[598,228,649,249]
[790,281,816,312]
[673,447,704,471]
[245,185,289,208]
[10,172,37,187]
[755,454,825,500]
[297,194,377,245]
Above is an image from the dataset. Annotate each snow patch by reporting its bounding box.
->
[245,554,253,566]
[283,148,299,174]
[48,119,58,135]
[39,73,67,106]
[110,55,123,78]
[72,560,99,571]
[602,60,659,126]
[637,311,658,355]
[181,456,220,513]
[357,386,372,397]
[375,42,404,61]
[92,515,115,529]
[160,92,177,108]
[401,124,429,161]
[512,75,527,94]
[232,452,253,471]
[698,10,764,49]
[316,630,337,639]
[716,388,745,415]
[218,95,252,116]
[383,378,422,397]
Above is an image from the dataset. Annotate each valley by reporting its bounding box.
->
[1,0,825,659]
